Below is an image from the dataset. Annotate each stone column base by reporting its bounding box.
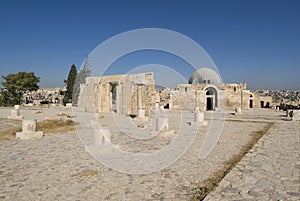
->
[16,131,44,140]
[137,109,145,119]
[194,111,204,122]
[8,116,23,120]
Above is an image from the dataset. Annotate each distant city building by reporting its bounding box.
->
[23,87,64,105]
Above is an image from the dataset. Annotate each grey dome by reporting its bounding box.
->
[188,67,221,84]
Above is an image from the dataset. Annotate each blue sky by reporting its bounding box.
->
[0,0,299,90]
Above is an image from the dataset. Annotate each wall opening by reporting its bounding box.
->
[205,86,218,111]
[250,99,253,108]
[207,97,213,110]
[260,101,264,108]
[110,82,118,113]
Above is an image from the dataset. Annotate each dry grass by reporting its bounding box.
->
[37,119,76,134]
[0,119,76,141]
[0,127,22,141]
[71,170,99,178]
[190,123,274,201]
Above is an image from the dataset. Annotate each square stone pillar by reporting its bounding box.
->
[8,108,23,120]
[16,119,44,139]
[137,84,145,119]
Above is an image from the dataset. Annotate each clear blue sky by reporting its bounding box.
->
[0,0,299,90]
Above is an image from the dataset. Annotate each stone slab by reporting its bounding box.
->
[292,110,300,121]
[16,131,44,140]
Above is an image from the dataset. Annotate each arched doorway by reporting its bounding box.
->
[205,87,218,111]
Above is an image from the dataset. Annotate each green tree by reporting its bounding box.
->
[0,72,40,106]
[63,64,77,105]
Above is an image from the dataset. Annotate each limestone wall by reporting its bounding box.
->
[78,83,96,112]
[253,95,273,108]
[78,72,156,116]
[169,83,258,111]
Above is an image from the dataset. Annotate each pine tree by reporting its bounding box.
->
[63,64,77,105]
[0,72,40,106]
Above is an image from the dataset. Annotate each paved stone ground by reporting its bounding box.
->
[0,108,296,200]
[204,121,300,201]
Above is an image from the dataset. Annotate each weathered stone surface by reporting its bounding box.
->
[8,109,23,120]
[194,111,204,122]
[66,103,72,108]
[292,110,300,121]
[169,82,272,111]
[16,119,44,140]
[78,72,156,116]
[204,120,300,201]
[235,107,242,115]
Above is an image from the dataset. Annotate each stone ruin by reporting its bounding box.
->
[8,105,23,120]
[78,72,156,117]
[16,119,44,140]
[78,69,274,118]
[292,110,300,121]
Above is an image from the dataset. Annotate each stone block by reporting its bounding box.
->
[16,119,44,140]
[11,109,19,116]
[159,129,174,137]
[137,109,145,119]
[66,103,72,108]
[292,110,300,121]
[159,106,165,112]
[8,109,23,120]
[194,111,204,122]
[201,121,208,126]
[16,132,44,140]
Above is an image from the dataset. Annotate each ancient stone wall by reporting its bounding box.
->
[78,72,156,116]
[253,94,273,108]
[169,83,262,111]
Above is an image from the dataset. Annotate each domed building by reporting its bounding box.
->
[188,67,221,84]
[168,67,272,111]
